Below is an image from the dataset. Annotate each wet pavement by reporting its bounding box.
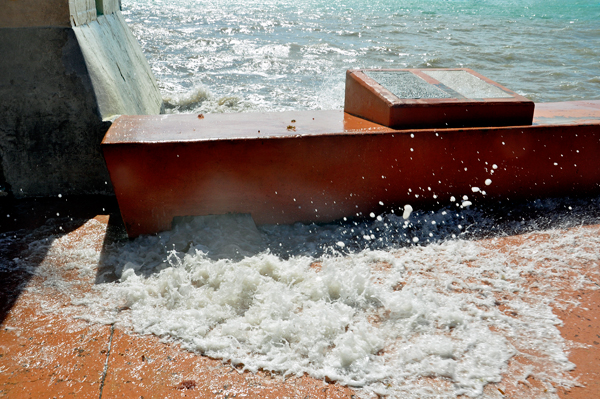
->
[0,200,598,398]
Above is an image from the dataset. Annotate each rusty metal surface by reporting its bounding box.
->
[344,68,535,129]
[102,101,600,238]
[102,110,394,144]
[103,100,600,146]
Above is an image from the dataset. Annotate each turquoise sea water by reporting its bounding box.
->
[122,0,600,113]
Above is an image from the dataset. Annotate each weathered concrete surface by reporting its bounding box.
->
[73,12,165,120]
[95,0,121,16]
[0,0,72,28]
[0,0,103,28]
[0,0,162,198]
[0,27,111,197]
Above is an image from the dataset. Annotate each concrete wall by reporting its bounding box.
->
[73,12,164,120]
[0,0,163,198]
[1,0,72,28]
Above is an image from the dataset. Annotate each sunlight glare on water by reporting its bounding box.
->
[122,0,600,113]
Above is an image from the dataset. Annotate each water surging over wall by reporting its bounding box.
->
[40,1,598,396]
[48,196,600,398]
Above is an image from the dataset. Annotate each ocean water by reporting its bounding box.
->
[122,0,600,113]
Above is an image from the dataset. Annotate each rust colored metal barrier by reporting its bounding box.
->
[102,101,600,238]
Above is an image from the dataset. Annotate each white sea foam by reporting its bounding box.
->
[162,84,259,114]
[16,196,599,398]
[99,235,519,396]
[403,204,413,220]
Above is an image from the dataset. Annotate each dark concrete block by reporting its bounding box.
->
[0,27,112,197]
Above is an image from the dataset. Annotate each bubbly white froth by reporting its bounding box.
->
[10,197,600,398]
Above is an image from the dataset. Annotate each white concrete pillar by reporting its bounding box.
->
[0,0,163,197]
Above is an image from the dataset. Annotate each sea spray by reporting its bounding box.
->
[162,84,258,114]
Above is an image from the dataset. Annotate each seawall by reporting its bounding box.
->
[0,0,163,198]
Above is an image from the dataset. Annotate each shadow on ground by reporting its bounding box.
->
[0,195,119,324]
[92,193,600,283]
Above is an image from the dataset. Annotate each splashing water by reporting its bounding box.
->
[7,1,599,396]
[16,196,600,398]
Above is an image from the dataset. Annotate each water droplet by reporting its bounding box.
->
[402,205,413,219]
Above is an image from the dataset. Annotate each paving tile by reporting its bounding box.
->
[1,210,599,398]
[555,288,600,399]
[102,328,355,398]
[0,299,111,398]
